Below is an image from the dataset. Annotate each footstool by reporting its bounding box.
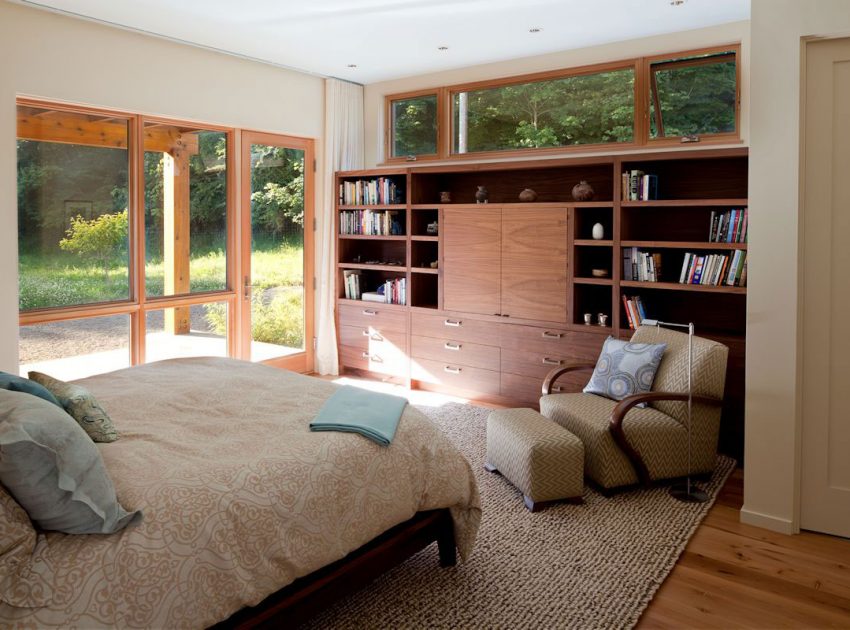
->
[485,408,584,512]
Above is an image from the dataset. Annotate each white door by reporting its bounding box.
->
[800,37,850,537]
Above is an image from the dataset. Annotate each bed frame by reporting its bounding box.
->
[212,508,456,629]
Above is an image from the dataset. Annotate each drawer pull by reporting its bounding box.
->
[444,319,462,327]
[542,331,563,339]
[362,330,383,341]
[542,357,564,366]
[362,352,383,363]
[552,385,564,393]
[444,342,462,351]
[361,351,370,359]
[443,366,462,374]
[362,309,378,316]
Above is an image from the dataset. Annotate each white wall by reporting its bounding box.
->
[0,2,325,372]
[743,0,850,534]
[364,21,750,166]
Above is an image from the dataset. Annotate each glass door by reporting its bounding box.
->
[240,132,314,372]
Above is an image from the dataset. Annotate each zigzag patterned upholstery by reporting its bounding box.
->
[485,408,584,511]
[539,326,728,490]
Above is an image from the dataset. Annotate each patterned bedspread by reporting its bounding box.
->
[0,358,480,628]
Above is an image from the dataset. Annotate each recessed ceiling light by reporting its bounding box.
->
[346,64,357,68]
[670,0,685,5]
[437,46,449,51]
[529,27,542,33]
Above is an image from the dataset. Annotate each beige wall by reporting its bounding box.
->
[364,21,750,166]
[0,2,325,372]
[743,0,850,534]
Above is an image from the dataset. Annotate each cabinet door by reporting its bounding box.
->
[501,208,568,322]
[443,207,501,315]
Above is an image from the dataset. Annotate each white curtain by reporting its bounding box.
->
[315,78,364,374]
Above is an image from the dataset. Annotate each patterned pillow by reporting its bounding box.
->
[27,372,119,443]
[583,336,667,405]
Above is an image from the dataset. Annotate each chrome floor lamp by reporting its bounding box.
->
[641,318,709,503]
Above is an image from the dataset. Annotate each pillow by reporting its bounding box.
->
[0,371,61,407]
[28,371,119,443]
[583,336,667,405]
[0,390,141,534]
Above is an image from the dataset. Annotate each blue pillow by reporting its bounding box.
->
[0,372,61,407]
[583,336,667,405]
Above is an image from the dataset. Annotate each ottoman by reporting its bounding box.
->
[485,408,584,512]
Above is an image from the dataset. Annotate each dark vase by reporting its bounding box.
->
[475,186,489,203]
[572,180,595,202]
[518,188,538,202]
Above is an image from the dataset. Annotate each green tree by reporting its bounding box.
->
[59,210,128,284]
[393,96,437,156]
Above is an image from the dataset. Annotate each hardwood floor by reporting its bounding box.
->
[317,374,850,628]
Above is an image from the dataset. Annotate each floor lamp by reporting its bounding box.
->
[640,318,709,503]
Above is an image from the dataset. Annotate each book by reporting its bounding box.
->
[622,294,635,329]
[361,291,385,303]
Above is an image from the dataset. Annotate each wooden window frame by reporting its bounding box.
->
[381,44,741,163]
[16,98,238,366]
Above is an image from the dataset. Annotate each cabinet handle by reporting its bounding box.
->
[542,331,563,339]
[444,319,462,327]
[362,353,383,363]
[444,342,462,351]
[362,330,383,341]
[542,357,564,366]
[361,351,370,359]
[362,309,377,316]
[552,385,564,393]
[444,366,461,374]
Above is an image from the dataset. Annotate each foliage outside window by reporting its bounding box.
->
[452,68,634,154]
[649,50,737,140]
[390,94,438,158]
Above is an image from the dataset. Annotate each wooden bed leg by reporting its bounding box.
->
[436,512,457,567]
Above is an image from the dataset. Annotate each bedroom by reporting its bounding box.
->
[1,0,849,628]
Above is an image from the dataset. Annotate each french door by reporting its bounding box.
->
[239,132,315,372]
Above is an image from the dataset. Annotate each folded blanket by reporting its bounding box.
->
[309,385,408,446]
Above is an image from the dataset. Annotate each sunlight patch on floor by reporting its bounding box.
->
[331,376,469,408]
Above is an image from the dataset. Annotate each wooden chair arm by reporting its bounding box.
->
[541,362,597,396]
[609,392,723,486]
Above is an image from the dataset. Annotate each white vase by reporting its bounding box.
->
[592,222,605,240]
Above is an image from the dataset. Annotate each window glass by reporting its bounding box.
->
[145,302,228,362]
[144,125,228,297]
[452,68,634,154]
[17,105,130,310]
[649,51,737,139]
[391,95,438,157]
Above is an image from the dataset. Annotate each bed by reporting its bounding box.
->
[0,357,481,628]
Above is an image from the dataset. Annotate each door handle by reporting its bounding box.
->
[444,342,462,351]
[243,276,252,300]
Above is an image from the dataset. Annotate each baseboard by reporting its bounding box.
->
[740,507,797,534]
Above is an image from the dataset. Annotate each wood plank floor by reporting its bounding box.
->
[318,374,850,628]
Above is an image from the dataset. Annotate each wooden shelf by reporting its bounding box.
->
[621,198,748,207]
[336,298,408,310]
[338,234,407,241]
[339,204,407,210]
[410,204,440,210]
[621,240,747,250]
[574,239,613,247]
[620,280,747,294]
[411,235,439,241]
[411,267,439,274]
[573,277,612,285]
[338,263,408,272]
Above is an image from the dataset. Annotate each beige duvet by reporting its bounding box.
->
[0,358,481,629]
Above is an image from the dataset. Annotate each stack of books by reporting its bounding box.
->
[360,278,406,305]
[709,208,748,243]
[679,251,748,287]
[339,210,403,236]
[622,295,648,330]
[621,170,658,201]
[623,248,662,282]
[342,270,361,300]
[339,178,402,205]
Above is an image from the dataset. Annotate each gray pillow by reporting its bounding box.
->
[583,336,667,405]
[0,371,61,407]
[0,390,141,534]
[28,371,119,443]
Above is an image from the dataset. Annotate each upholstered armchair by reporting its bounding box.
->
[539,326,729,490]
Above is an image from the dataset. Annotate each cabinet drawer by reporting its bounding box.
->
[412,311,502,345]
[411,357,500,396]
[339,325,407,352]
[501,346,598,381]
[338,303,408,334]
[410,335,499,370]
[500,323,604,358]
[339,343,408,377]
[500,372,586,406]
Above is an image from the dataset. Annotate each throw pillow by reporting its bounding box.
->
[0,390,141,534]
[0,371,61,407]
[28,371,119,443]
[583,336,667,404]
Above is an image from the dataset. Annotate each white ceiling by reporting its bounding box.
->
[16,0,750,83]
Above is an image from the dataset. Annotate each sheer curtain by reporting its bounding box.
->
[315,78,364,374]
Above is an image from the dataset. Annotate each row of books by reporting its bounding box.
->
[623,248,662,282]
[679,251,748,286]
[621,170,658,201]
[339,178,403,206]
[342,271,407,305]
[709,208,748,243]
[339,210,403,236]
[622,295,649,330]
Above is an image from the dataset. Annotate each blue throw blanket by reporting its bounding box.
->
[309,385,408,446]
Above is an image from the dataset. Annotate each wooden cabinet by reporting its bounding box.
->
[443,206,568,322]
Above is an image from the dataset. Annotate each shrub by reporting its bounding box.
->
[59,210,128,284]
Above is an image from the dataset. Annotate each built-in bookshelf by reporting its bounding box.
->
[336,148,748,460]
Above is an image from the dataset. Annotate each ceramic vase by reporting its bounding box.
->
[572,180,595,201]
[592,222,605,240]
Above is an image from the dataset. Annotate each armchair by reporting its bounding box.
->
[539,326,728,490]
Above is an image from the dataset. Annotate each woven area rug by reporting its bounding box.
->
[306,402,735,630]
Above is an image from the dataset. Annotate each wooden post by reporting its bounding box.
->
[163,149,191,334]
